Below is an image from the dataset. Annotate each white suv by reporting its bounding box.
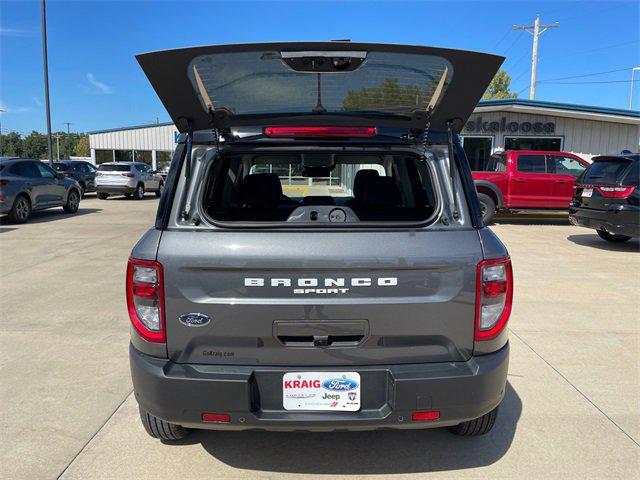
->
[95,162,164,200]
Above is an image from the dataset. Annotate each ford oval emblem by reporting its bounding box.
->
[178,313,211,327]
[322,378,358,391]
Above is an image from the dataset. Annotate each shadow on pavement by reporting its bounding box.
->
[0,208,102,225]
[492,216,569,226]
[567,234,640,252]
[172,382,521,475]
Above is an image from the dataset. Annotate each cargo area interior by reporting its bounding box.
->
[202,153,438,222]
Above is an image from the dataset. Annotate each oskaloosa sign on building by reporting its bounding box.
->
[465,116,555,134]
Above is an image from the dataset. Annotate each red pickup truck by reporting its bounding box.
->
[472,150,590,223]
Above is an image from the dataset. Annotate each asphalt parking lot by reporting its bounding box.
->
[1,196,638,479]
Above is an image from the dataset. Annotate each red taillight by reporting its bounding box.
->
[126,258,165,343]
[264,126,377,138]
[202,413,230,423]
[64,172,74,177]
[0,180,9,187]
[475,257,513,341]
[122,173,135,178]
[412,411,440,421]
[595,185,635,198]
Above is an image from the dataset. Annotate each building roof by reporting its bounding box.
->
[475,99,640,124]
[88,99,640,135]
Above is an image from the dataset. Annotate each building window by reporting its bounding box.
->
[504,137,563,151]
[95,149,113,164]
[114,150,133,162]
[462,136,494,171]
[134,150,152,165]
[156,151,172,172]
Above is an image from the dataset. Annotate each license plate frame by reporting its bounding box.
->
[283,372,361,411]
[581,188,593,198]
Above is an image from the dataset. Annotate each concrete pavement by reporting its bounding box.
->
[0,197,638,479]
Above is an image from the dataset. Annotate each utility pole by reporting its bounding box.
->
[63,122,72,134]
[54,133,61,160]
[514,14,559,100]
[41,0,54,166]
[630,67,640,110]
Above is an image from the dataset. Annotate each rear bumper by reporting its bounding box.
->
[96,185,136,194]
[569,206,640,238]
[130,342,509,431]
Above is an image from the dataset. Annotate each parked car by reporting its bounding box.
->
[128,42,512,440]
[53,160,97,197]
[0,157,81,223]
[472,150,590,223]
[95,162,164,200]
[569,152,639,242]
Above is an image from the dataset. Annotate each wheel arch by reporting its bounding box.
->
[474,180,503,209]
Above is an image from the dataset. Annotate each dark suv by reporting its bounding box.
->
[0,157,82,223]
[128,42,512,440]
[53,160,97,197]
[570,152,639,242]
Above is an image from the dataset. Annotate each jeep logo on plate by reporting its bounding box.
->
[322,378,359,391]
[178,313,211,327]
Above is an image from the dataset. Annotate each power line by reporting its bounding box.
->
[491,29,513,50]
[545,39,639,61]
[541,79,638,85]
[537,67,633,83]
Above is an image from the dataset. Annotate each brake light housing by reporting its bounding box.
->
[264,126,377,138]
[475,257,513,341]
[595,185,635,198]
[126,258,165,343]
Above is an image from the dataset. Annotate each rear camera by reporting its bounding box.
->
[332,57,351,70]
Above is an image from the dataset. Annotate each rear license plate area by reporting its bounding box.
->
[283,372,361,411]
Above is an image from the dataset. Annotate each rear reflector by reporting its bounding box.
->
[475,257,513,341]
[202,413,230,423]
[264,126,377,138]
[412,411,440,421]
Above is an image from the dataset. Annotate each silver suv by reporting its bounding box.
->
[95,162,164,200]
[128,42,512,441]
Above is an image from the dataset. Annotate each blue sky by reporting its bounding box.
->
[1,0,639,134]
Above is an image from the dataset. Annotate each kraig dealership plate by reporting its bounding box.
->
[283,372,361,411]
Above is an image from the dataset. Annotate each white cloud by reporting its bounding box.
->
[0,27,31,37]
[0,103,30,114]
[85,73,113,95]
[32,97,43,107]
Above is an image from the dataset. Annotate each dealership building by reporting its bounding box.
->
[88,99,640,171]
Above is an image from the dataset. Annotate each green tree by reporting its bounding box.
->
[342,79,428,111]
[483,70,518,100]
[22,131,49,159]
[1,132,23,157]
[74,136,90,157]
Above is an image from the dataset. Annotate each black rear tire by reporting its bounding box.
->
[448,406,498,436]
[139,407,189,441]
[155,182,164,197]
[477,193,496,225]
[97,192,109,200]
[9,194,31,224]
[133,184,145,200]
[63,189,80,213]
[596,229,631,243]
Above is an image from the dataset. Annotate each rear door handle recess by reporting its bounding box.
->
[274,320,368,347]
[514,178,526,183]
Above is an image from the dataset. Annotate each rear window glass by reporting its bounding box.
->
[98,164,131,172]
[188,51,452,119]
[483,154,507,172]
[53,163,71,171]
[583,160,631,184]
[202,153,437,224]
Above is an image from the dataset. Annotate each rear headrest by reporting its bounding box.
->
[362,176,401,207]
[237,173,283,206]
[353,169,380,200]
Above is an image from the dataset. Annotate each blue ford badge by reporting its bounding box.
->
[178,313,211,327]
[322,378,358,391]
